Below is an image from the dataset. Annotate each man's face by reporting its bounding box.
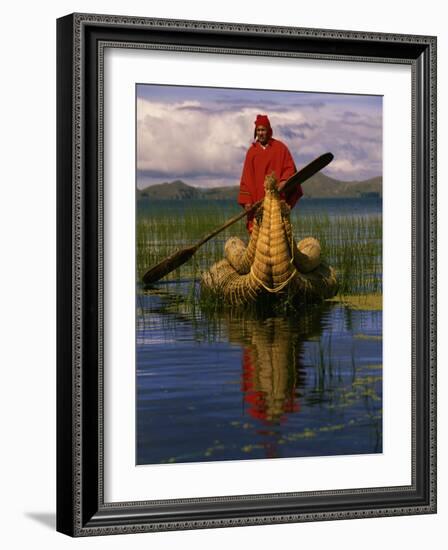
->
[256,125,269,145]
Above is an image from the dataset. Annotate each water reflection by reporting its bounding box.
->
[222,307,328,426]
[137,286,382,464]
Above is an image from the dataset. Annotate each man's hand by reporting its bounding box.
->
[244,203,253,212]
[277,180,286,192]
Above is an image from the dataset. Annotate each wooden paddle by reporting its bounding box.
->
[142,152,334,285]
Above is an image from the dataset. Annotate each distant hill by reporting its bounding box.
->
[137,180,238,200]
[138,174,382,201]
[302,173,382,198]
[138,180,202,200]
[201,186,239,200]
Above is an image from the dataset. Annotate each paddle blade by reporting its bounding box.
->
[142,245,197,286]
[283,152,334,196]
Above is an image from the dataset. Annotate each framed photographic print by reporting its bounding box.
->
[56,13,437,536]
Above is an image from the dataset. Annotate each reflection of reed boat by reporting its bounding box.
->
[201,174,338,306]
[225,312,323,425]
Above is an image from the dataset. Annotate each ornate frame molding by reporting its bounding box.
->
[57,13,437,536]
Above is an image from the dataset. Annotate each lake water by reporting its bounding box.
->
[138,196,382,218]
[136,198,382,465]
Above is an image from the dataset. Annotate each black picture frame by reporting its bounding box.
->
[56,13,437,536]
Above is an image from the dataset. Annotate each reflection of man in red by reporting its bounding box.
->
[238,317,301,425]
[242,347,299,425]
[238,114,303,232]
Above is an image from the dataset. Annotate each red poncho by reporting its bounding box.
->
[238,138,303,209]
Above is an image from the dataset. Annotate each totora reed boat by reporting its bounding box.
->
[201,173,338,306]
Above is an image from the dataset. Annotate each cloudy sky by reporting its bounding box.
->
[136,84,382,189]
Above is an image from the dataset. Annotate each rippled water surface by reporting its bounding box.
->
[137,292,382,464]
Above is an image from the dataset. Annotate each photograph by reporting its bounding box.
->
[136,84,383,465]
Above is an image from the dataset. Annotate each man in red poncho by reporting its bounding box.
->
[238,114,303,232]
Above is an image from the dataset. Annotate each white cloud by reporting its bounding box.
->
[136,94,382,185]
[137,98,253,177]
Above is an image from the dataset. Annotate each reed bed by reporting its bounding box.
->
[136,199,382,299]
